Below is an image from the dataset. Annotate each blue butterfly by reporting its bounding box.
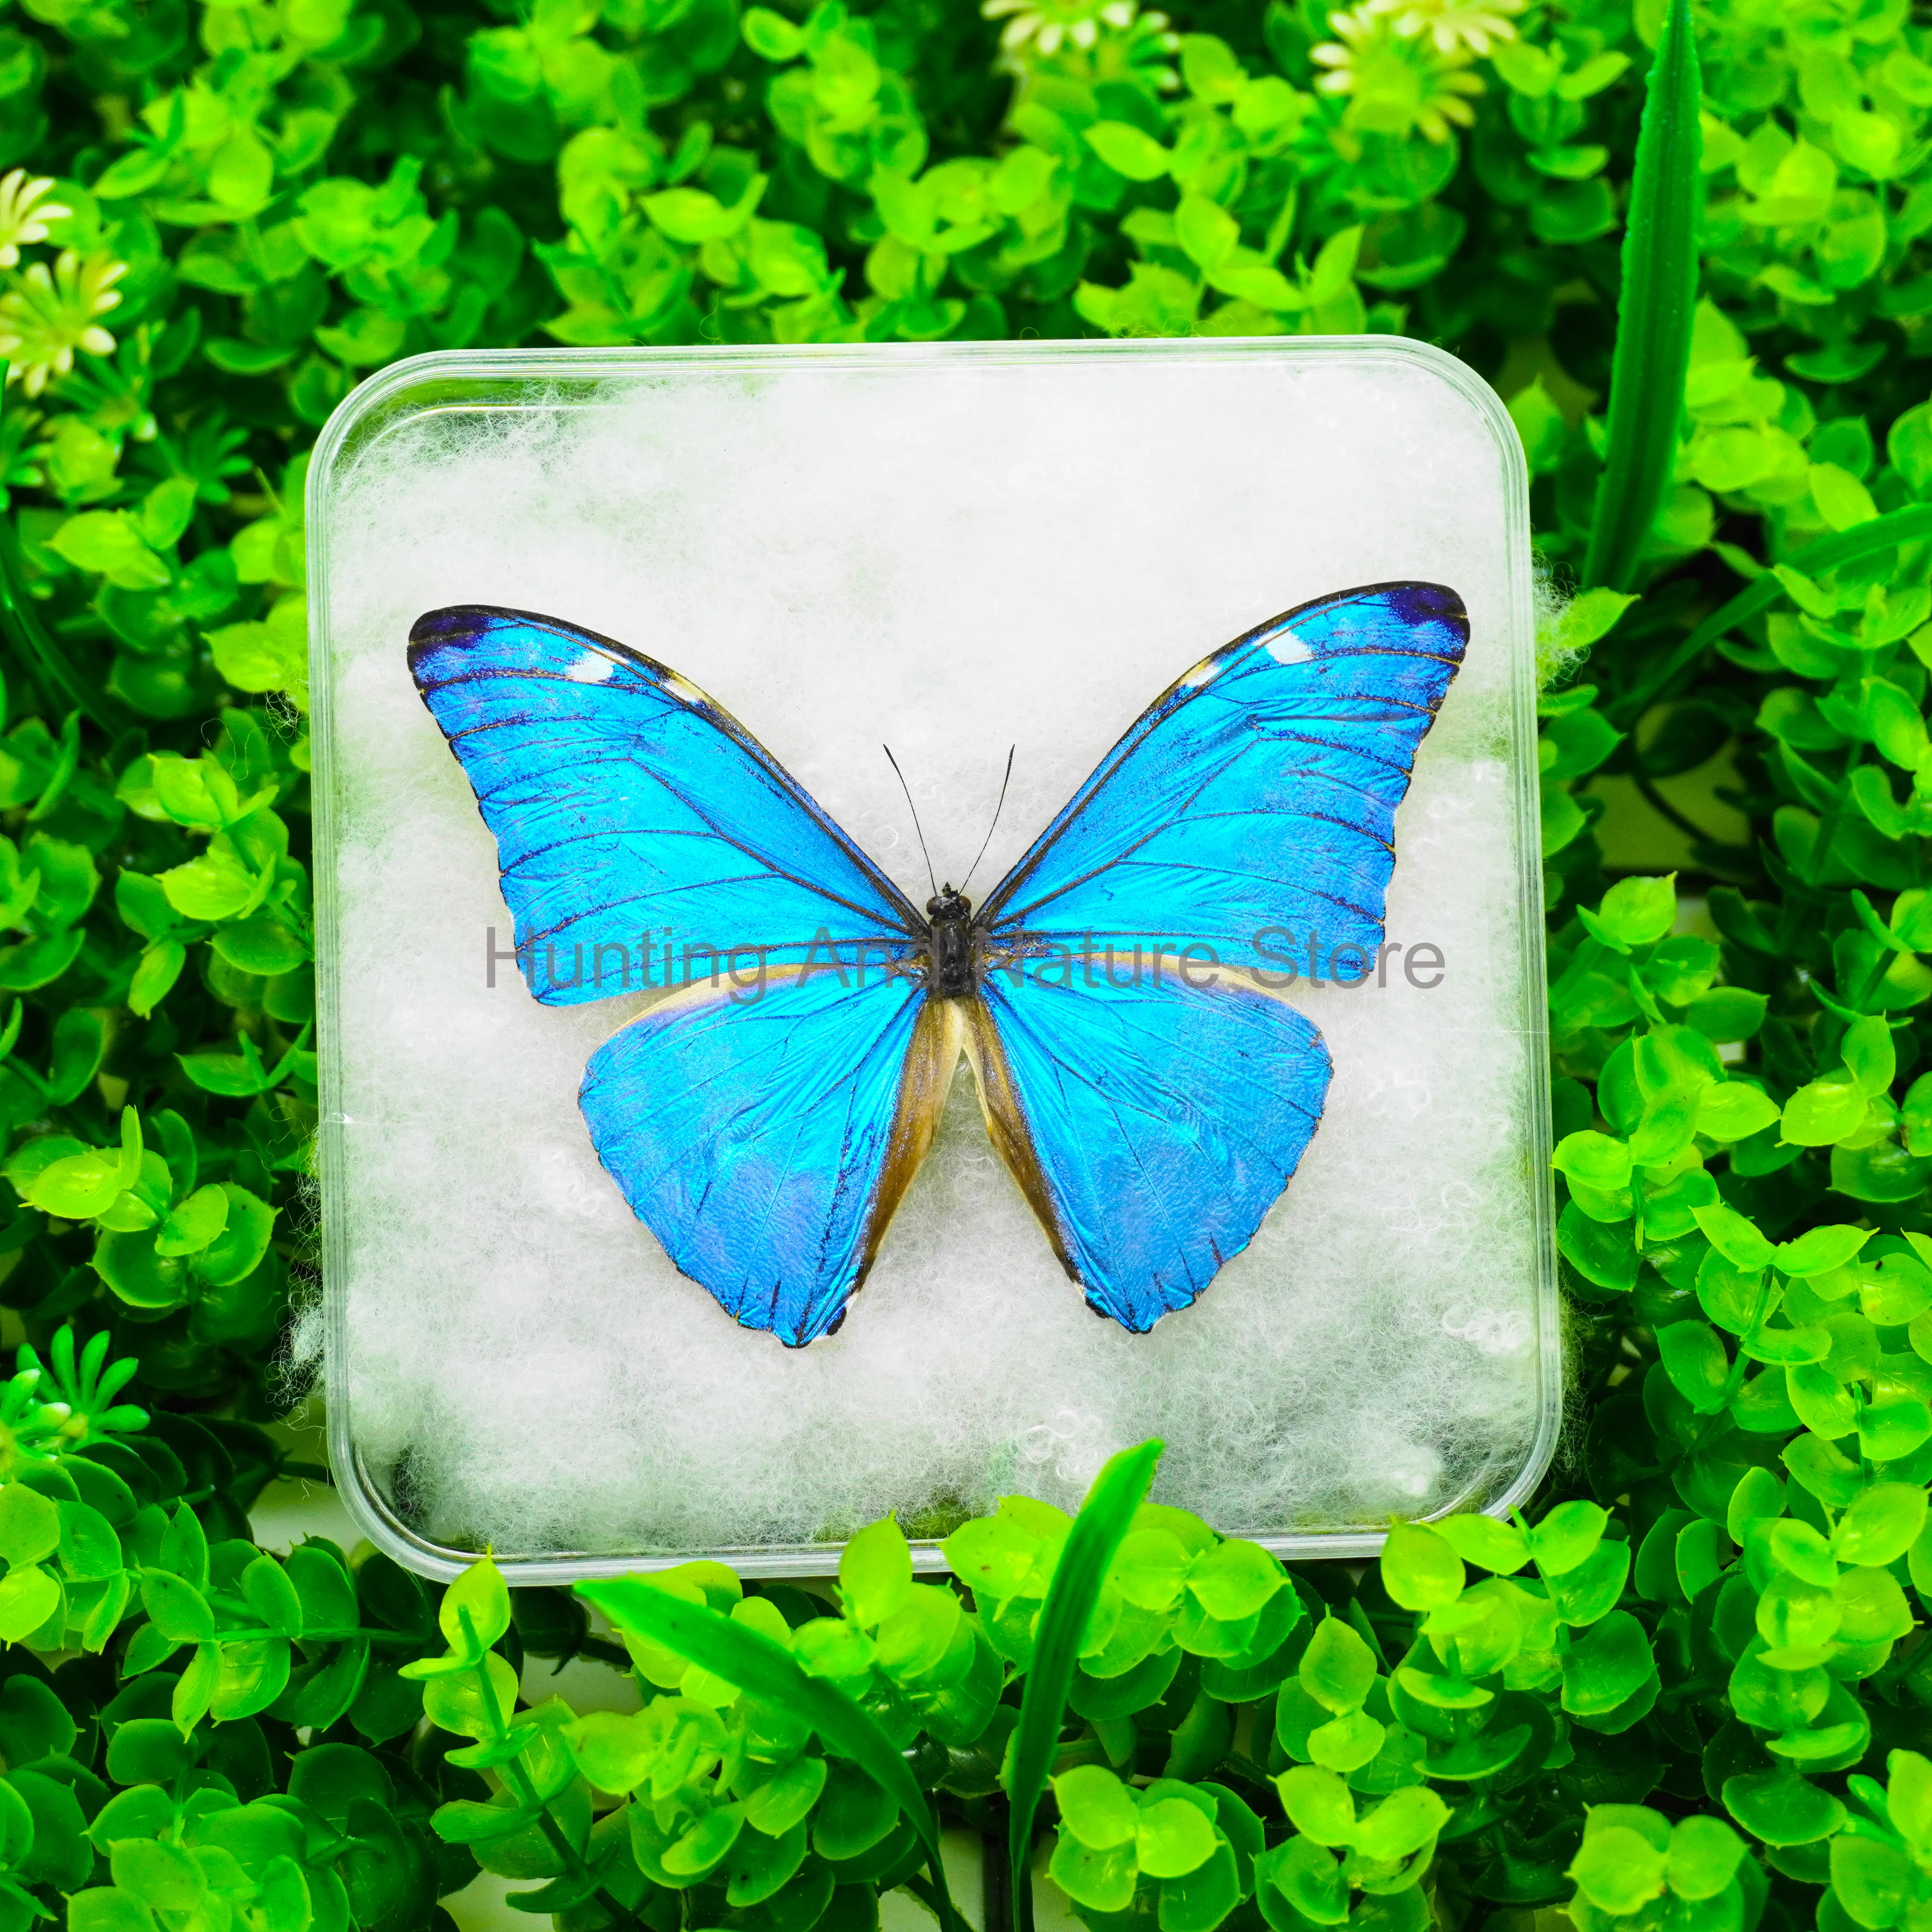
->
[408,582,1467,1347]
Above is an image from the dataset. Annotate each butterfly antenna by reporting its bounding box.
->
[959,745,1017,897]
[882,744,939,898]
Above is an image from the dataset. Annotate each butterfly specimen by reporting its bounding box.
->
[408,582,1467,1347]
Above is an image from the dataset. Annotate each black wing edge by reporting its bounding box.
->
[404,602,927,932]
[975,580,1470,931]
[1220,579,1470,665]
[406,603,679,689]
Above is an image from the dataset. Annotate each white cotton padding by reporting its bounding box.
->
[307,340,1559,1578]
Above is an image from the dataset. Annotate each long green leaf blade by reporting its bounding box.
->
[1580,0,1702,594]
[577,1577,955,1929]
[1007,1438,1164,1932]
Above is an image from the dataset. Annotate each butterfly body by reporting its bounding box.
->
[923,888,978,998]
[408,582,1468,1347]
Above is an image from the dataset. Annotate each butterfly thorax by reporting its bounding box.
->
[924,886,977,998]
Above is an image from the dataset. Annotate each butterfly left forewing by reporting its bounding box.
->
[409,605,922,998]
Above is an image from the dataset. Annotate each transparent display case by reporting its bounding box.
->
[306,337,1558,1581]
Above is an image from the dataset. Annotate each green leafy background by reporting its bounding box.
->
[0,0,1917,1925]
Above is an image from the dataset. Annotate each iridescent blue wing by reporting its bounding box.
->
[410,606,943,1345]
[977,582,1468,973]
[583,966,961,1347]
[963,972,1328,1333]
[968,582,1466,1330]
[408,606,922,999]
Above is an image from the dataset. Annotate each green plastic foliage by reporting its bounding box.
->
[1830,1750,1932,1931]
[578,1571,956,1923]
[1568,1806,1748,1928]
[839,1513,913,1627]
[0,0,1922,1920]
[1300,1616,1376,1712]
[1050,1766,1255,1925]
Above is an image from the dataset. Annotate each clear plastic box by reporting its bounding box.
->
[306,338,1558,1582]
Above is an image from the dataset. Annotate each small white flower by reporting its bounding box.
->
[0,169,69,270]
[983,0,1150,57]
[0,250,127,396]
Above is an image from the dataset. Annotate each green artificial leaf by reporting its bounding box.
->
[24,1146,123,1221]
[1833,1482,1929,1565]
[112,1838,205,1912]
[1434,1514,1530,1574]
[242,1556,304,1638]
[192,1184,276,1284]
[0,1563,57,1644]
[155,1184,228,1258]
[104,1720,195,1788]
[1698,1082,1782,1141]
[1555,590,1641,656]
[1723,1768,1845,1846]
[1136,1796,1217,1878]
[1051,1832,1137,1913]
[742,6,804,58]
[1694,1202,1777,1269]
[1299,1615,1377,1712]
[1590,876,1678,950]
[1083,122,1172,180]
[1188,1537,1283,1620]
[1658,1321,1732,1413]
[439,1555,511,1655]
[1688,987,1769,1041]
[1553,1131,1634,1190]
[724,1817,808,1905]
[0,1483,59,1569]
[141,1571,214,1643]
[50,512,169,589]
[55,1498,120,1581]
[69,1893,159,1932]
[744,1755,825,1836]
[1530,1499,1609,1575]
[1560,1610,1657,1718]
[1380,1522,1463,1609]
[1783,1070,1870,1145]
[1053,1764,1138,1851]
[1571,1821,1667,1914]
[840,1515,914,1627]
[1776,1226,1873,1275]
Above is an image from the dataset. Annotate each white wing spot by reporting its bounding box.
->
[564,652,618,684]
[1269,629,1311,664]
[1179,656,1223,691]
